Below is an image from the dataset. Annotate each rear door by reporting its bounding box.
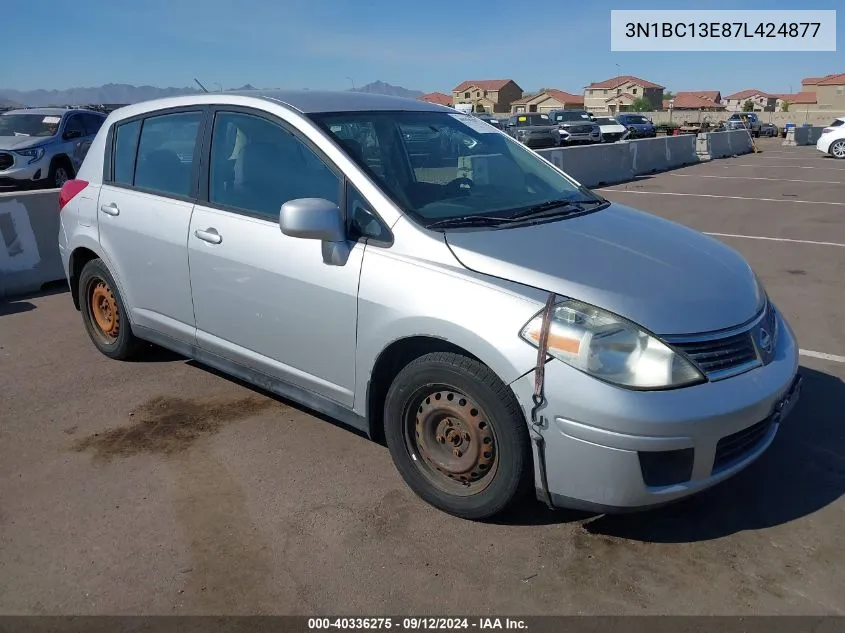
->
[96,107,207,345]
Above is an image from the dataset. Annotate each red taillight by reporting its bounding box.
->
[58,179,88,211]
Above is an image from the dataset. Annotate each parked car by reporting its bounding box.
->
[725,112,762,137]
[59,91,801,520]
[474,113,502,128]
[816,116,845,159]
[760,122,778,137]
[615,113,657,138]
[503,113,558,148]
[547,109,601,145]
[0,107,107,189]
[594,116,629,143]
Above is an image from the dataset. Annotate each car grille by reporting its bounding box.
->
[666,302,776,380]
[0,153,13,171]
[569,125,594,134]
[712,417,772,473]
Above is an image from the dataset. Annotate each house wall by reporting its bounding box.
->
[814,84,845,109]
[585,82,662,113]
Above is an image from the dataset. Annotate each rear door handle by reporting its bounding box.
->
[100,203,120,216]
[194,228,222,244]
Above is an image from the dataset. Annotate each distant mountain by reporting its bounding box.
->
[0,80,424,107]
[351,81,423,98]
[0,83,200,107]
[0,98,21,109]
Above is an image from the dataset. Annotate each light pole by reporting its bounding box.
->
[346,76,355,91]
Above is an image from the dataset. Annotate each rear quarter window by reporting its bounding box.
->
[112,120,141,185]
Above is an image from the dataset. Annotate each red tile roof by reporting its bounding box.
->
[817,73,845,86]
[544,89,584,105]
[605,92,639,103]
[453,79,515,92]
[724,89,774,100]
[587,75,664,90]
[773,92,818,104]
[802,73,845,85]
[418,92,452,106]
[667,92,726,109]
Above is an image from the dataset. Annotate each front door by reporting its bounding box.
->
[187,109,363,407]
[96,109,205,344]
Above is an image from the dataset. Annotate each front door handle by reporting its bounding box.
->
[194,228,222,244]
[100,203,120,216]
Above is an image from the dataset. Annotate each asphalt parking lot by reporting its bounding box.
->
[1,136,844,616]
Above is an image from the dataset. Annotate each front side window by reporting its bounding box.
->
[208,111,340,219]
[82,113,106,136]
[312,110,603,226]
[133,111,202,197]
[64,114,85,138]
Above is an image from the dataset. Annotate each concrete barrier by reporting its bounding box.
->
[709,130,753,158]
[783,126,825,146]
[629,135,700,175]
[0,189,64,300]
[537,143,634,187]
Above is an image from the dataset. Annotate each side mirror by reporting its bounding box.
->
[279,198,346,242]
[63,130,82,140]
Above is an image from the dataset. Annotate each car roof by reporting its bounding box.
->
[1,107,103,117]
[109,90,451,117]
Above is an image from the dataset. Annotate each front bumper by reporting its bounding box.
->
[559,131,600,145]
[522,136,558,149]
[510,309,800,512]
[0,152,50,186]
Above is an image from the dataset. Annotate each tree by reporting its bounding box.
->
[742,100,755,112]
[781,101,790,112]
[662,90,675,100]
[631,97,651,112]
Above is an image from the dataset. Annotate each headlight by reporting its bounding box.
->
[14,147,46,164]
[520,298,704,389]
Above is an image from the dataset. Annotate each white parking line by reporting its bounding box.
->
[703,232,845,248]
[726,164,845,171]
[800,349,845,364]
[597,190,845,206]
[671,174,843,185]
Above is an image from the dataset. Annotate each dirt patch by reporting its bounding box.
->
[73,395,281,461]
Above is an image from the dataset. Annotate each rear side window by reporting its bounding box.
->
[112,120,141,185]
[831,119,844,127]
[133,111,202,197]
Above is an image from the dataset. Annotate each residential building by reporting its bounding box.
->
[418,92,453,107]
[584,75,664,114]
[801,73,845,110]
[662,91,725,111]
[451,80,523,114]
[773,92,818,111]
[722,90,777,112]
[510,89,584,114]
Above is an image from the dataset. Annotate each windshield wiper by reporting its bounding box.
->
[424,215,515,230]
[508,198,608,221]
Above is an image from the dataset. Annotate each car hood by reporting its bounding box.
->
[622,121,654,128]
[517,125,557,133]
[0,135,52,150]
[444,202,762,335]
[558,120,595,127]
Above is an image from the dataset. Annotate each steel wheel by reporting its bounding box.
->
[88,278,120,343]
[831,140,845,159]
[404,386,499,496]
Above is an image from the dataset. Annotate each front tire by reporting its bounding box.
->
[47,158,73,188]
[79,259,141,360]
[384,352,533,520]
[830,139,845,159]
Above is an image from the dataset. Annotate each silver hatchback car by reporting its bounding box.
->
[58,91,801,520]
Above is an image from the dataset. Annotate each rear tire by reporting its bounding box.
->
[384,352,533,520]
[79,259,141,360]
[830,139,845,160]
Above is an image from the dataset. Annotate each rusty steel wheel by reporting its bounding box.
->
[405,386,499,496]
[89,279,121,342]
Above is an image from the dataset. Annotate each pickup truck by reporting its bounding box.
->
[726,113,762,137]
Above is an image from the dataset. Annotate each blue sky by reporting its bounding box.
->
[2,0,841,95]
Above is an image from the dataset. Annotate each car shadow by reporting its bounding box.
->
[1,280,69,315]
[0,299,36,316]
[581,365,845,542]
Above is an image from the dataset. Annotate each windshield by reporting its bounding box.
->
[553,111,591,122]
[311,110,603,225]
[515,114,551,126]
[623,115,650,124]
[0,113,62,137]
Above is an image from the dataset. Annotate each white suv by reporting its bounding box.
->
[816,117,845,159]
